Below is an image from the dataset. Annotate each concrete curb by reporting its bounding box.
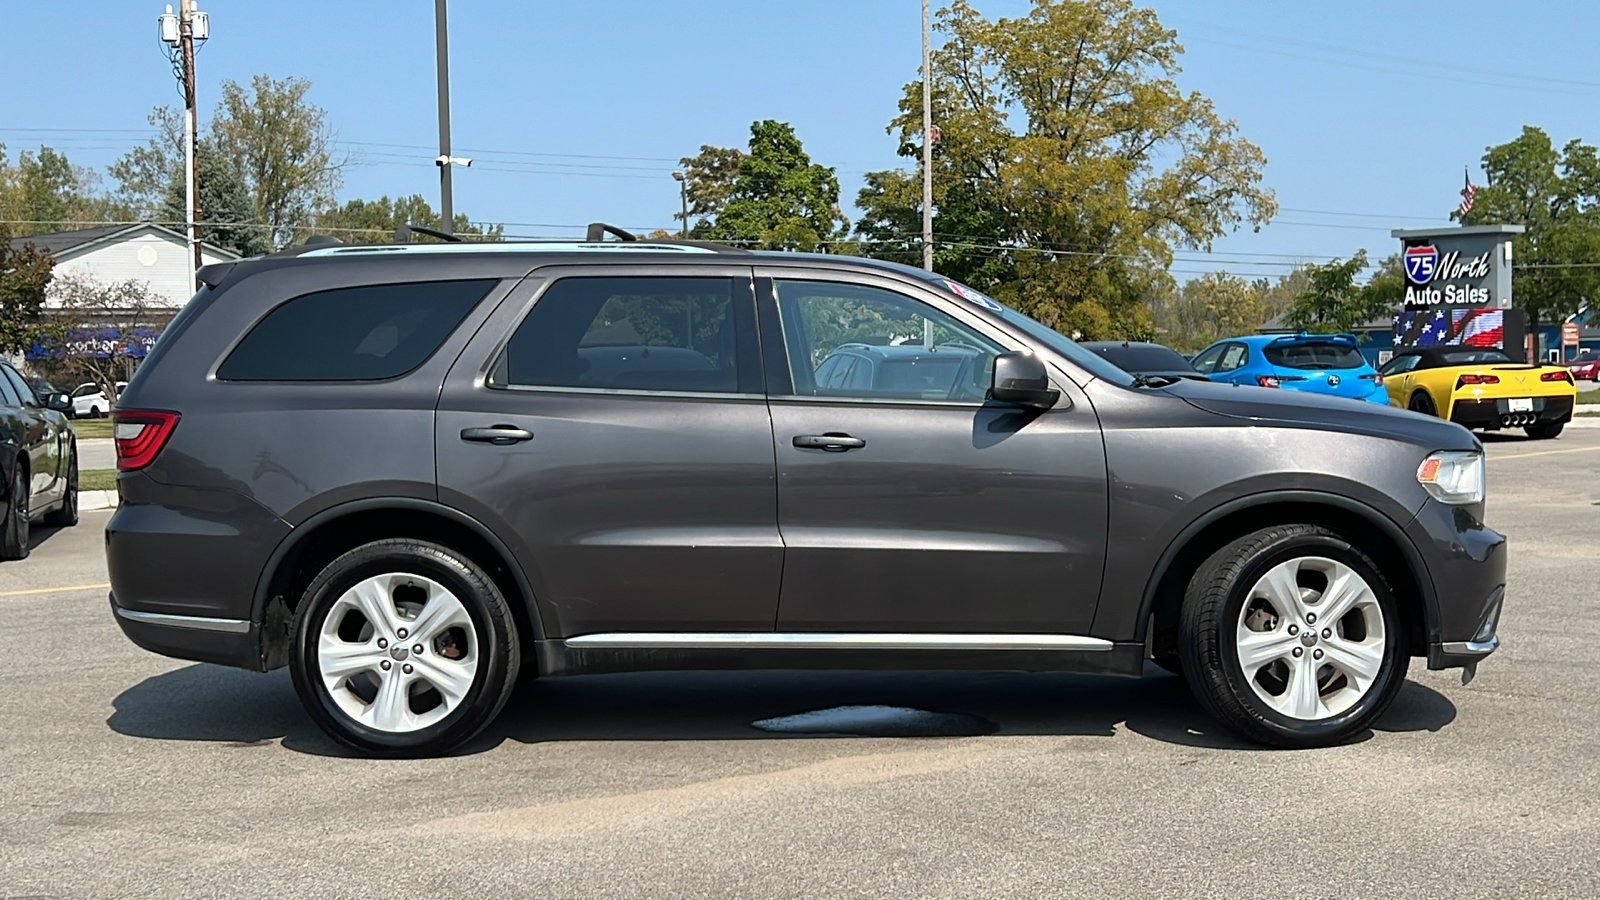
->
[81,490,119,511]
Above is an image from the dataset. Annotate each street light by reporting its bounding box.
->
[672,171,688,239]
[158,1,208,280]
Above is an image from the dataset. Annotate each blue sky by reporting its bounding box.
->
[4,1,1599,283]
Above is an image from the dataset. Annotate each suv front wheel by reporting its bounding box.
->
[289,539,520,756]
[1179,525,1408,748]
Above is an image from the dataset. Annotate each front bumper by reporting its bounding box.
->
[1405,498,1506,674]
[1450,394,1574,430]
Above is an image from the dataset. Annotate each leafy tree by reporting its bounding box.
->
[0,144,123,229]
[856,0,1276,339]
[108,107,185,219]
[1284,250,1398,335]
[1459,126,1600,339]
[0,224,54,354]
[30,272,174,404]
[703,121,849,250]
[312,195,504,243]
[211,75,344,247]
[158,138,273,258]
[676,145,746,236]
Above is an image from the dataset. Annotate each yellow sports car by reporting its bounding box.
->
[1377,346,1577,439]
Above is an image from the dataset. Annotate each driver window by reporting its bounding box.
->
[1190,344,1225,374]
[1216,343,1249,372]
[773,280,1004,403]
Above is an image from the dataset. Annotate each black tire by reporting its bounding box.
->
[1408,391,1437,417]
[1178,524,1409,749]
[1,463,30,560]
[289,539,520,757]
[42,444,79,528]
[1524,421,1564,440]
[89,406,103,419]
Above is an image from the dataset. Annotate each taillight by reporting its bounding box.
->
[113,410,180,471]
[1256,374,1306,388]
[1541,370,1573,383]
[1456,374,1500,388]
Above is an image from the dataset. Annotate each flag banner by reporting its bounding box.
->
[1393,308,1505,350]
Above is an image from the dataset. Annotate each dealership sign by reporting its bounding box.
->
[1393,224,1521,310]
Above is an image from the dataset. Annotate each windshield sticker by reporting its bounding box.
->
[945,281,1003,311]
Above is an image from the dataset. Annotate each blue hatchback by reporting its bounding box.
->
[1190,333,1389,404]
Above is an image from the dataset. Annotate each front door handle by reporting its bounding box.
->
[792,433,866,452]
[460,425,535,445]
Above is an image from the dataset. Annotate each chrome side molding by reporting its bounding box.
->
[563,632,1114,651]
[113,606,252,634]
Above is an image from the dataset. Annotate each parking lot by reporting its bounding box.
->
[2,425,1598,899]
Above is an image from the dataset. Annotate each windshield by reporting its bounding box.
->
[901,269,1136,385]
[1085,343,1195,373]
[1264,341,1367,370]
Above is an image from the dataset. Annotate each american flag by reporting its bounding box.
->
[1460,168,1477,217]
[1453,309,1504,347]
[1396,309,1453,347]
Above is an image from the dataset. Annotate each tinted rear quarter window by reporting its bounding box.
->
[218,279,497,381]
[1264,343,1367,370]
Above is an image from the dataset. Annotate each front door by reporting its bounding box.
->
[758,271,1109,636]
[436,267,782,637]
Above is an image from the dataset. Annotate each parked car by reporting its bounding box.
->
[0,363,79,558]
[1190,333,1389,404]
[69,381,126,419]
[1080,341,1208,382]
[1568,350,1600,382]
[1378,346,1576,439]
[108,230,1505,757]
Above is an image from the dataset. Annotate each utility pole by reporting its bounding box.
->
[673,171,688,238]
[435,0,454,236]
[921,0,934,272]
[159,2,207,281]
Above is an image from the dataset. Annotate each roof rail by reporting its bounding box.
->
[395,223,463,244]
[586,222,638,242]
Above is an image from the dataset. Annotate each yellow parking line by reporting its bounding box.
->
[1490,445,1600,460]
[0,582,110,598]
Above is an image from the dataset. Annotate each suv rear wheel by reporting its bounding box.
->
[289,539,519,757]
[1179,525,1408,748]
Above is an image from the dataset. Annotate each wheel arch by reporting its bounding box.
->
[1138,491,1436,663]
[251,498,544,670]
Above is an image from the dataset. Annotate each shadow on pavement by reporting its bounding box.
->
[107,662,1456,757]
[27,523,72,552]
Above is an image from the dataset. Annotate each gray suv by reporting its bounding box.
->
[107,232,1505,756]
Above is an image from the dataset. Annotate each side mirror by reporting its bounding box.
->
[990,351,1061,409]
[45,392,71,412]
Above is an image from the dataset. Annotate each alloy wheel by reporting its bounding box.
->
[1234,556,1386,720]
[316,572,479,733]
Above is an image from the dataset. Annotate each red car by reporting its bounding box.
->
[1569,351,1600,382]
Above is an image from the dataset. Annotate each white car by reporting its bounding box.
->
[69,381,126,419]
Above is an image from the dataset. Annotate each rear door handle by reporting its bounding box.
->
[792,433,866,452]
[460,425,535,445]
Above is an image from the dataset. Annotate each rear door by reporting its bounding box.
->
[435,265,782,637]
[757,268,1108,636]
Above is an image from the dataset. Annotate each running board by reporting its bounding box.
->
[538,633,1142,679]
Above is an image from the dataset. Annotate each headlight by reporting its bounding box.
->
[1417,450,1484,505]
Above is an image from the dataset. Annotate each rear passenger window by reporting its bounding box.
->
[491,277,745,394]
[218,279,497,381]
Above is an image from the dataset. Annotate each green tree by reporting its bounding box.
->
[676,145,746,236]
[0,224,54,353]
[108,106,185,219]
[703,121,849,250]
[0,144,123,229]
[312,195,504,243]
[211,74,344,247]
[1459,126,1600,339]
[1284,251,1397,335]
[856,0,1276,339]
[159,138,273,258]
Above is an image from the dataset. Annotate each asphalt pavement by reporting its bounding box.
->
[3,429,1599,898]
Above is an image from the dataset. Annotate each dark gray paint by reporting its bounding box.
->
[106,247,1504,681]
[0,363,71,521]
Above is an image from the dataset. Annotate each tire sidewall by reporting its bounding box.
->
[289,540,516,756]
[1212,532,1407,742]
